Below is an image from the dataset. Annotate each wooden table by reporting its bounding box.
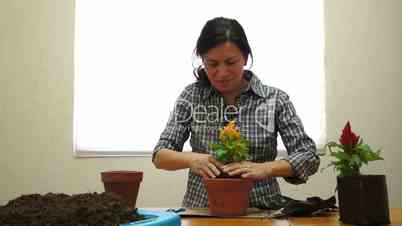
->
[180,208,401,226]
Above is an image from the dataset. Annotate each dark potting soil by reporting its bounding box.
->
[216,171,241,178]
[0,192,145,226]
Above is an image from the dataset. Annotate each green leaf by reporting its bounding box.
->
[357,144,383,163]
[330,151,351,161]
[209,130,250,163]
[216,149,228,162]
[209,142,222,150]
[350,154,362,168]
[325,142,346,157]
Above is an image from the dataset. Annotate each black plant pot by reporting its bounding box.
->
[337,175,390,225]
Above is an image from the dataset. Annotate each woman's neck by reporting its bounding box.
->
[223,95,237,105]
[222,79,249,105]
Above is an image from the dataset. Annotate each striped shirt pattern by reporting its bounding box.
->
[153,71,320,209]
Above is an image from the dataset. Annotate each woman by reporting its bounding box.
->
[152,17,320,209]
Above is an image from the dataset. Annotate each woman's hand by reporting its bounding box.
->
[188,153,223,178]
[222,161,272,180]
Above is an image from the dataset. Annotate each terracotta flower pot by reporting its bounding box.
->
[337,175,390,225]
[204,178,253,216]
[101,171,143,210]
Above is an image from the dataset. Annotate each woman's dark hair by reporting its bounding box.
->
[193,17,253,85]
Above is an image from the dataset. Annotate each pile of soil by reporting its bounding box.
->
[0,192,145,226]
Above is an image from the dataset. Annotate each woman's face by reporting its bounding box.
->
[203,42,247,95]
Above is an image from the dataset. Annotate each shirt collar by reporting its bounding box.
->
[201,70,267,100]
[243,71,267,98]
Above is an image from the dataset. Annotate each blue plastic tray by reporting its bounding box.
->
[120,209,181,226]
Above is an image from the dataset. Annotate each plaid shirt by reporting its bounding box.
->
[153,71,320,209]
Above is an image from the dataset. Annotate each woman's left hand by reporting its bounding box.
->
[222,161,272,180]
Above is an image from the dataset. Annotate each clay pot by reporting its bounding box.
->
[204,178,253,216]
[101,171,143,210]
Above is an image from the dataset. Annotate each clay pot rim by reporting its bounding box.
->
[101,171,143,183]
[203,177,254,192]
[203,177,254,182]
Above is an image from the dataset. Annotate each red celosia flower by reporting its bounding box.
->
[325,121,383,176]
[339,121,360,153]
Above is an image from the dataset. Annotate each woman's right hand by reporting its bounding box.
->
[188,153,223,178]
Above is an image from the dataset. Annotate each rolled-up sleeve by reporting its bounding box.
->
[275,90,320,184]
[152,87,193,161]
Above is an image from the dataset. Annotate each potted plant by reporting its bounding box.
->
[325,121,390,225]
[204,121,253,216]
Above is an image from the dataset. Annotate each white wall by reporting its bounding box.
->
[1,0,401,208]
[324,0,402,207]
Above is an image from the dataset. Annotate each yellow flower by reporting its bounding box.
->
[219,121,241,141]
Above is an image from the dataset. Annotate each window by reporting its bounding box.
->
[74,0,325,157]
